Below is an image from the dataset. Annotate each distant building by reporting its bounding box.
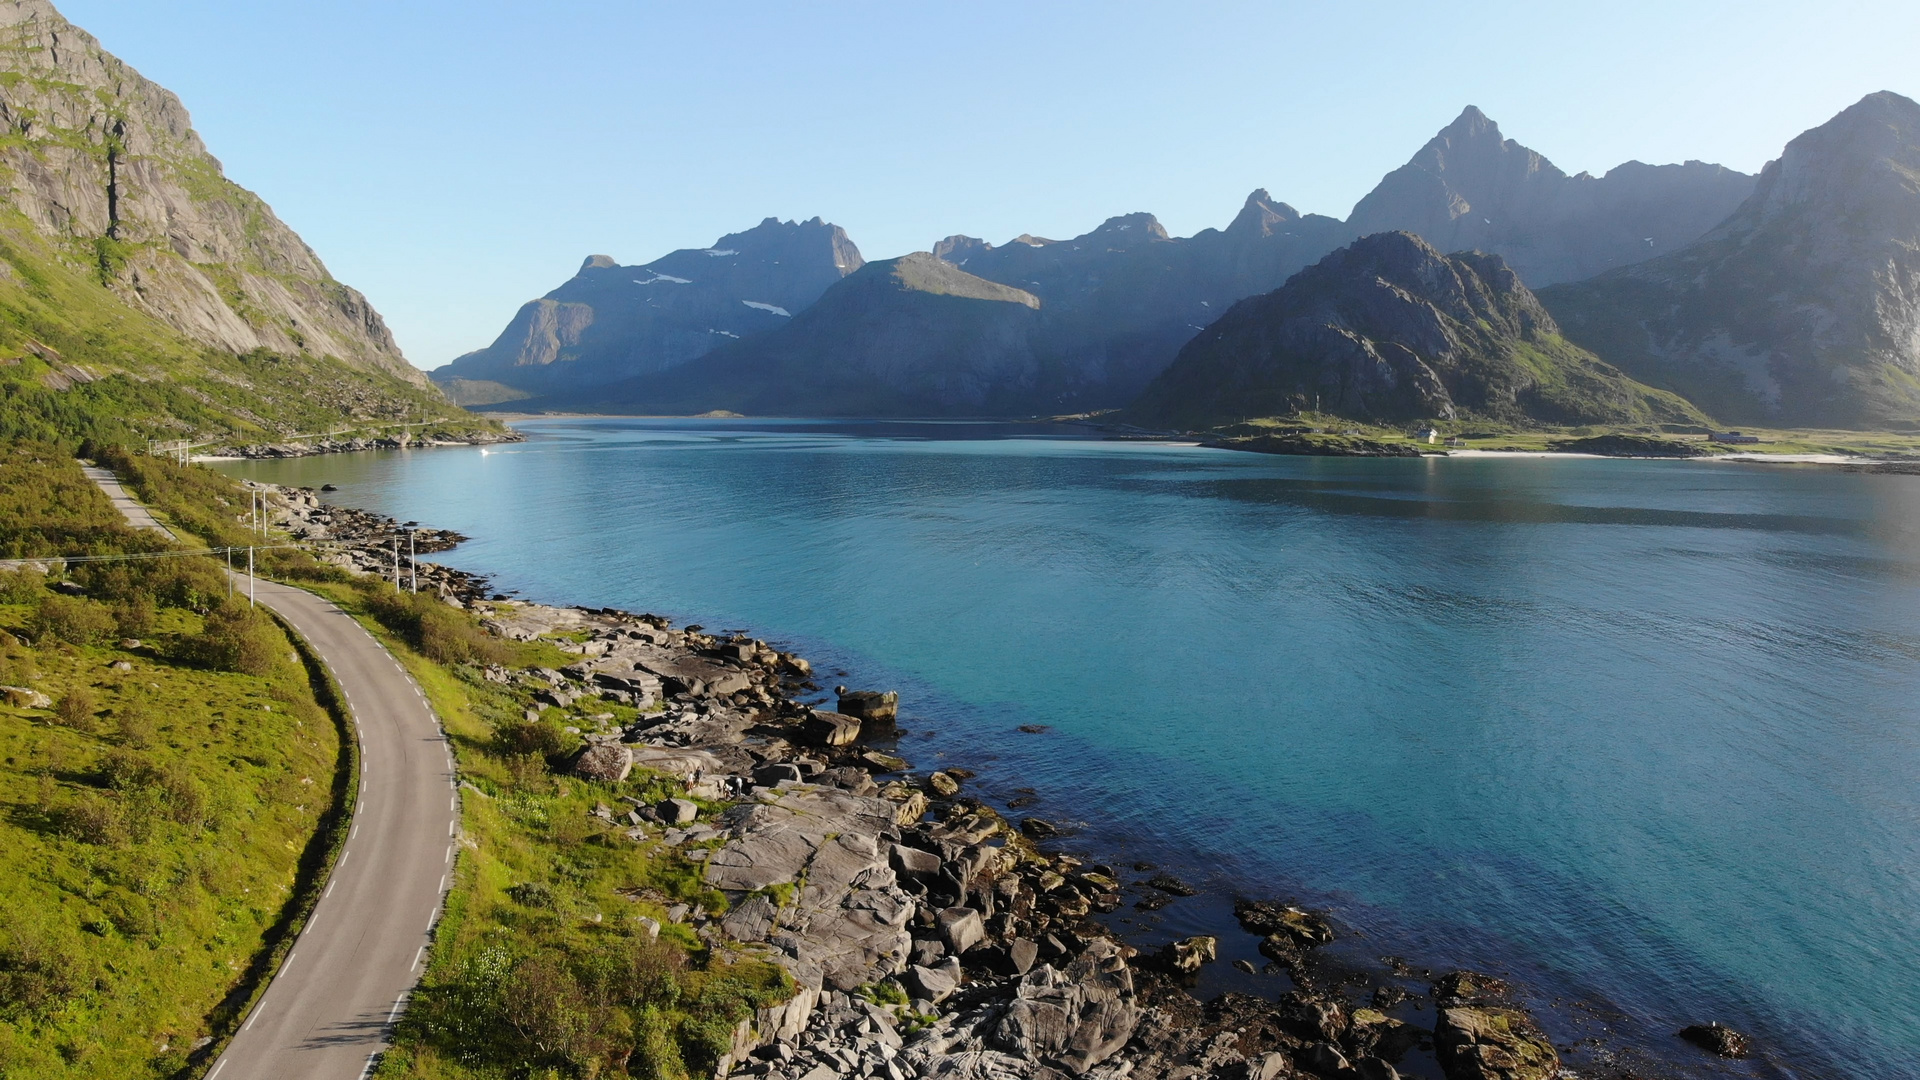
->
[1414,426,1439,444]
[1446,436,1466,447]
[1709,430,1761,444]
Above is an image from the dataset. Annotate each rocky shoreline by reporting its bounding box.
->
[208,427,523,460]
[257,481,1753,1080]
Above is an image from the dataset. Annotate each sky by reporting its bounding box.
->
[56,0,1920,370]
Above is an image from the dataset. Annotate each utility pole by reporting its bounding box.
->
[392,532,400,590]
[247,545,255,608]
[409,528,417,594]
[226,546,233,597]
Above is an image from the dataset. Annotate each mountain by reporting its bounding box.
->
[1349,106,1755,286]
[580,252,1043,416]
[920,193,1354,409]
[1538,92,1920,427]
[1126,231,1707,429]
[0,0,485,447]
[0,0,419,382]
[432,217,862,404]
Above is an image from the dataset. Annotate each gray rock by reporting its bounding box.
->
[756,762,807,785]
[1006,938,1039,977]
[891,844,943,880]
[802,710,862,747]
[660,797,700,825]
[573,743,633,783]
[1158,935,1217,975]
[911,938,946,967]
[991,940,1138,1074]
[904,961,959,1004]
[1,686,51,709]
[1247,1051,1294,1080]
[1296,1043,1349,1077]
[938,907,985,955]
[838,690,899,724]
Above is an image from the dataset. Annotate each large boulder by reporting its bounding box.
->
[1433,1007,1558,1080]
[992,939,1140,1074]
[838,689,899,723]
[801,710,862,747]
[572,742,632,783]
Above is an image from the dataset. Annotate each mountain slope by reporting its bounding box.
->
[433,217,862,403]
[1127,231,1707,429]
[583,253,1043,416]
[1349,106,1754,286]
[922,193,1355,409]
[0,0,492,448]
[0,0,418,383]
[1539,91,1920,428]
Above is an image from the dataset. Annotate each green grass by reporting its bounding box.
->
[265,581,795,1080]
[0,446,348,1079]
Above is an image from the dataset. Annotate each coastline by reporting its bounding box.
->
[249,478,1759,1080]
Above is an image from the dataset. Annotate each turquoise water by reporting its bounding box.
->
[220,419,1920,1079]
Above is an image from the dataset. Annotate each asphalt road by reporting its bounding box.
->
[83,466,456,1078]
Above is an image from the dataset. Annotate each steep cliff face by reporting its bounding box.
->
[1540,92,1920,427]
[1127,232,1706,429]
[433,217,863,402]
[1349,107,1754,287]
[0,0,420,383]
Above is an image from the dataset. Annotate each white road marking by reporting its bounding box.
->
[388,993,408,1023]
[357,1049,379,1080]
[448,820,455,836]
[325,879,336,898]
[426,906,438,930]
[210,1060,227,1079]
[411,945,425,970]
[444,844,452,863]
[340,850,350,865]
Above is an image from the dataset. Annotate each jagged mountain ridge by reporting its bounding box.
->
[1539,91,1920,428]
[0,0,420,384]
[1127,231,1707,429]
[1349,106,1756,287]
[431,217,862,404]
[575,253,1044,416]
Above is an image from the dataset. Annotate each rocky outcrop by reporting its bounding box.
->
[1429,972,1558,1080]
[1540,91,1920,427]
[432,217,863,401]
[1349,106,1753,287]
[1128,231,1708,428]
[0,0,422,382]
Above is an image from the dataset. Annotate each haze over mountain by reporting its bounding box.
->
[1128,232,1705,429]
[457,105,1758,418]
[1349,106,1755,287]
[431,218,862,405]
[1540,91,1920,428]
[585,253,1044,416]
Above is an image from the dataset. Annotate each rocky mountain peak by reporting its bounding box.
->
[1128,229,1701,428]
[932,235,992,265]
[1092,213,1169,242]
[578,254,618,273]
[1746,90,1920,225]
[1225,189,1303,238]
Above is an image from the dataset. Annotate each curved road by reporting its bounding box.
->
[84,466,456,1078]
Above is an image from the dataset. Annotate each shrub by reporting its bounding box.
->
[0,567,45,604]
[29,593,116,646]
[191,598,281,675]
[110,591,155,637]
[497,720,565,759]
[116,697,155,749]
[365,587,513,666]
[0,917,86,1021]
[98,750,207,829]
[53,686,96,731]
[61,794,126,846]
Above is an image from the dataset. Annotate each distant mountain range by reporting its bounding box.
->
[449,105,1760,421]
[449,92,1920,432]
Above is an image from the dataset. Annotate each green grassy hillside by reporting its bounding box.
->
[0,443,348,1079]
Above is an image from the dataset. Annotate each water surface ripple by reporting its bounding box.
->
[220,419,1920,1079]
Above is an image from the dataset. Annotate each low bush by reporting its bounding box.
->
[29,593,116,646]
[190,597,282,675]
[363,586,514,666]
[53,686,96,731]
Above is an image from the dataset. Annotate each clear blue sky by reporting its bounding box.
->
[57,0,1920,370]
